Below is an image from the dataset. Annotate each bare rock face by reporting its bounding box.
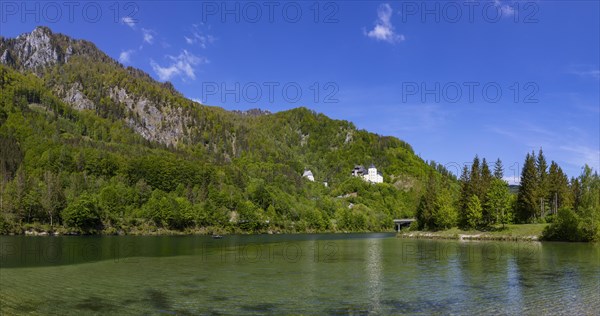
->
[62,82,95,111]
[11,27,60,70]
[109,87,190,146]
[344,130,353,144]
[0,49,14,65]
[64,45,74,63]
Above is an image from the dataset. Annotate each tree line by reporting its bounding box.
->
[416,149,599,241]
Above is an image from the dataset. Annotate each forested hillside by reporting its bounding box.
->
[0,27,454,235]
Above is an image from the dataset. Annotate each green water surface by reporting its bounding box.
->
[1,233,599,315]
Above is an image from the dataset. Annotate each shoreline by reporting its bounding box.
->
[397,224,549,242]
[398,231,540,242]
[2,227,397,237]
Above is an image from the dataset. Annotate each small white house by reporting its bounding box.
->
[302,170,315,182]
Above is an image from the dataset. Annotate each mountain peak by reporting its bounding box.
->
[14,26,54,42]
[10,25,59,69]
[27,26,53,37]
[0,26,112,72]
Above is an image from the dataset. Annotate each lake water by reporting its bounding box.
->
[1,233,599,315]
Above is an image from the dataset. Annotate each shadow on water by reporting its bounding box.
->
[75,296,115,312]
[121,298,137,305]
[240,302,278,313]
[0,233,396,268]
[146,288,172,310]
[181,276,207,289]
[382,298,459,314]
[14,300,47,313]
[326,303,370,316]
[210,295,229,302]
[180,288,202,297]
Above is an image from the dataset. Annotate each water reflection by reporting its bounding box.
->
[366,237,383,313]
[505,257,523,314]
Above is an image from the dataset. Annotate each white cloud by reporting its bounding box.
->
[502,176,521,185]
[184,25,215,48]
[121,17,137,28]
[559,145,600,171]
[142,28,154,44]
[568,64,600,79]
[494,0,515,17]
[150,50,207,81]
[150,63,179,81]
[364,3,405,44]
[119,49,135,64]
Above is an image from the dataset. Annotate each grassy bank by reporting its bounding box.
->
[398,224,548,242]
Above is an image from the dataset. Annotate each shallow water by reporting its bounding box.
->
[1,233,599,315]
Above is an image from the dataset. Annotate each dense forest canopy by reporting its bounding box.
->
[0,27,456,235]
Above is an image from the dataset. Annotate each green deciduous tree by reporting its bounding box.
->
[40,171,65,227]
[543,165,600,242]
[432,184,457,230]
[575,165,600,241]
[61,193,101,231]
[485,178,512,227]
[465,195,483,229]
[543,207,582,241]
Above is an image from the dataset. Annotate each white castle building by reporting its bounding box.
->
[302,170,315,182]
[351,164,383,184]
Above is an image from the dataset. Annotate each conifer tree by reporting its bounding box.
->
[493,158,504,179]
[480,158,494,224]
[416,171,438,230]
[481,158,493,196]
[536,148,548,217]
[516,152,539,223]
[470,155,482,199]
[547,161,571,214]
[458,165,471,228]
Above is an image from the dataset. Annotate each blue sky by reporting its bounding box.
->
[2,0,599,181]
